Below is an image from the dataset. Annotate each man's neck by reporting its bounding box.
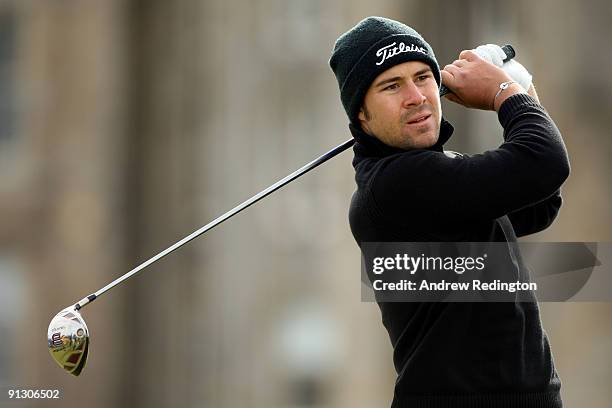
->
[349,119,454,156]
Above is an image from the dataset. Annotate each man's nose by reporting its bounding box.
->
[401,82,426,107]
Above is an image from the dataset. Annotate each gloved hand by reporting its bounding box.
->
[474,43,533,91]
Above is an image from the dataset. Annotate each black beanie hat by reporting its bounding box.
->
[329,16,440,124]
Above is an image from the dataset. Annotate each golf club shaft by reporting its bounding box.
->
[74,43,516,311]
[75,138,356,310]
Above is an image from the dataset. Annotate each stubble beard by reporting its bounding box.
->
[361,103,440,150]
[396,106,440,150]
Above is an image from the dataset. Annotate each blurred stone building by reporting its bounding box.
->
[0,1,610,407]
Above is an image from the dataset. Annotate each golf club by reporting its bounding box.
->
[47,44,516,376]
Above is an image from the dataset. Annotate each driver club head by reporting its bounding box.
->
[47,307,89,376]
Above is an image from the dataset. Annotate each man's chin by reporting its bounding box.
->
[401,132,439,150]
[423,133,440,148]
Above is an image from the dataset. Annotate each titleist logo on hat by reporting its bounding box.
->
[375,42,428,66]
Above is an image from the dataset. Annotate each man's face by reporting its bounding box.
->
[358,61,442,150]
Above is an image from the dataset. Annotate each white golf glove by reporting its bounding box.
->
[474,43,533,91]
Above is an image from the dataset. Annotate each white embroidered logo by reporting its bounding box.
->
[375,42,428,66]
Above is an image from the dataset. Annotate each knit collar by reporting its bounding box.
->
[350,117,454,158]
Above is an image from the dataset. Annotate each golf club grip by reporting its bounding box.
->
[439,44,515,97]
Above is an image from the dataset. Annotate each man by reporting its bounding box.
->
[329,17,569,407]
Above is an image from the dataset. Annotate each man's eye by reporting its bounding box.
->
[383,83,399,91]
[417,75,431,82]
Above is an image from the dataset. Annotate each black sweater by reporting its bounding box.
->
[348,94,570,408]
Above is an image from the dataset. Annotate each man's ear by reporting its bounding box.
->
[358,109,366,122]
[358,109,372,135]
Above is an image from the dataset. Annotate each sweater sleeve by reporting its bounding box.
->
[507,190,562,237]
[369,94,570,225]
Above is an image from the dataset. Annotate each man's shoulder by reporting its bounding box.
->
[357,149,462,183]
[354,148,468,193]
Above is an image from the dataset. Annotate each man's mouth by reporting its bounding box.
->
[407,114,431,124]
